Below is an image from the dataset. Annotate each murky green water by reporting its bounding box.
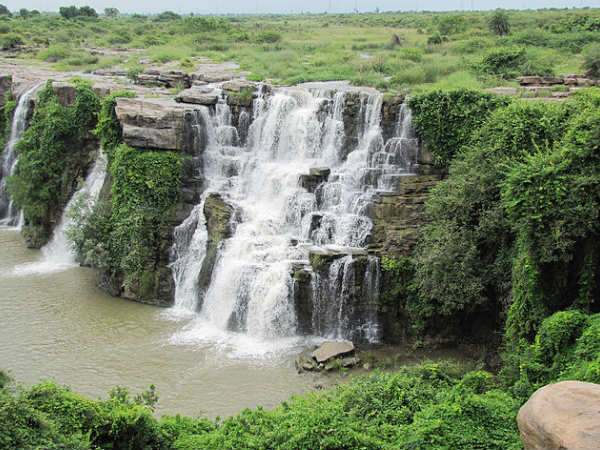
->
[0,228,321,418]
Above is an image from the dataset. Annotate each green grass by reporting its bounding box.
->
[3,8,600,91]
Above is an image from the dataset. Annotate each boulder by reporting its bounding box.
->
[175,87,219,105]
[311,341,355,363]
[517,381,600,450]
[115,97,190,150]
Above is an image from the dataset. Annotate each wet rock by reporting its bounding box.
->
[197,193,234,309]
[175,87,219,105]
[342,356,361,368]
[300,168,330,193]
[311,341,355,363]
[295,348,317,372]
[292,266,313,335]
[517,381,600,450]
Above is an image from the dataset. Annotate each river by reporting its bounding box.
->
[0,227,322,418]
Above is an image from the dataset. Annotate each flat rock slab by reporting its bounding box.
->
[175,88,218,105]
[517,380,600,450]
[311,341,355,363]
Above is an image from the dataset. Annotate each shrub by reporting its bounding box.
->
[408,89,509,169]
[1,34,23,50]
[476,46,553,80]
[255,30,282,44]
[535,310,589,363]
[94,89,136,155]
[582,43,600,78]
[489,9,510,36]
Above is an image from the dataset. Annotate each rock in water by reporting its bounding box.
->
[517,380,600,450]
[311,341,355,363]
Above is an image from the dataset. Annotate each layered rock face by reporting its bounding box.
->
[3,78,440,340]
[517,381,600,450]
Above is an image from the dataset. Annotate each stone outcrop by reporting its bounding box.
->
[368,174,441,257]
[381,93,406,141]
[51,81,112,107]
[299,167,331,193]
[312,341,355,363]
[296,341,360,372]
[137,69,191,89]
[199,193,234,311]
[175,87,219,106]
[115,97,189,150]
[517,381,600,450]
[517,75,598,86]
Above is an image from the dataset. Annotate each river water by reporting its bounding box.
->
[0,227,322,418]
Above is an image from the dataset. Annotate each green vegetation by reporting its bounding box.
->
[389,88,600,393]
[0,362,524,450]
[0,81,16,149]
[6,80,99,244]
[68,144,182,290]
[93,89,135,156]
[1,8,599,88]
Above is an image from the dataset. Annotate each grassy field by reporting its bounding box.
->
[2,8,600,91]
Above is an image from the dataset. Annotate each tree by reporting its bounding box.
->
[78,6,97,17]
[18,8,28,18]
[489,9,510,35]
[0,4,11,16]
[59,5,78,19]
[104,7,119,18]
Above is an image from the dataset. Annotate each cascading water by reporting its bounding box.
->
[0,83,42,227]
[11,150,107,276]
[169,86,419,354]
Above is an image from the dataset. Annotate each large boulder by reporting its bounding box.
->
[115,97,190,150]
[517,381,600,450]
[311,341,355,363]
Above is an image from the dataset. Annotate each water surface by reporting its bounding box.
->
[0,228,321,418]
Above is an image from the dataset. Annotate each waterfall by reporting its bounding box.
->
[10,150,107,276]
[0,83,42,227]
[169,87,418,353]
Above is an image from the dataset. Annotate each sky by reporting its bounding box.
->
[4,0,598,15]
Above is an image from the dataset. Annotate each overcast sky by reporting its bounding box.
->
[5,0,598,15]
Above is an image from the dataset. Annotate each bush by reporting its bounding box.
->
[489,9,510,36]
[476,46,553,80]
[1,34,23,50]
[582,43,600,78]
[408,89,509,169]
[94,89,135,155]
[255,30,282,44]
[535,310,589,363]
